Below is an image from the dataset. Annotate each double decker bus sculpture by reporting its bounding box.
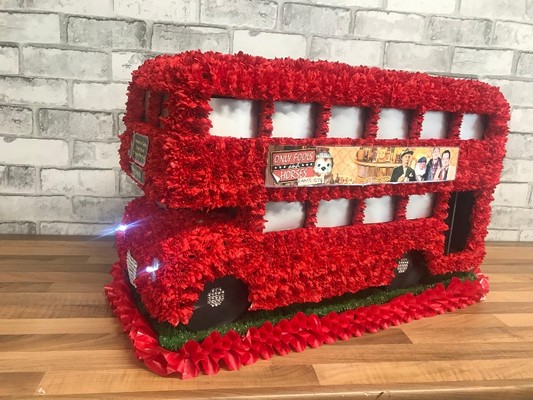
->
[109,51,508,374]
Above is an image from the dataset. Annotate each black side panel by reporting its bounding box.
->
[444,191,475,255]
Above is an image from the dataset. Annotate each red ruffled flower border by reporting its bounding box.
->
[105,261,489,380]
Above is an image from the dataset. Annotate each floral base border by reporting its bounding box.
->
[104,261,489,380]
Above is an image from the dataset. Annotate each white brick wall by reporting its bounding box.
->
[0,0,532,240]
[234,31,307,58]
[72,142,121,168]
[38,110,114,140]
[114,0,198,22]
[119,171,143,196]
[0,106,32,136]
[492,22,533,51]
[41,169,116,195]
[0,77,68,106]
[0,196,71,221]
[517,53,533,77]
[0,46,19,74]
[459,0,526,20]
[2,0,114,17]
[387,0,456,14]
[0,165,35,193]
[452,48,514,75]
[73,82,128,110]
[385,43,447,72]
[40,222,115,235]
[71,197,129,223]
[0,12,60,43]
[67,17,147,49]
[202,0,278,29]
[0,137,69,166]
[355,11,424,41]
[151,25,229,53]
[310,38,381,66]
[283,3,351,36]
[511,108,533,132]
[112,52,151,81]
[486,79,533,107]
[427,17,492,46]
[493,183,530,207]
[23,47,108,81]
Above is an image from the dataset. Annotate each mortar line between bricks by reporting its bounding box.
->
[448,45,455,73]
[16,43,23,75]
[228,28,235,54]
[511,51,521,76]
[145,20,154,51]
[421,14,430,44]
[30,105,38,137]
[348,8,356,36]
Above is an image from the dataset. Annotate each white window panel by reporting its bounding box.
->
[363,196,395,224]
[328,106,365,139]
[377,108,409,139]
[460,113,485,140]
[209,98,258,138]
[420,111,448,139]
[406,193,435,220]
[263,201,305,233]
[316,198,354,228]
[271,102,314,138]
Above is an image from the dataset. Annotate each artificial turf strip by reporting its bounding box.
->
[140,271,477,351]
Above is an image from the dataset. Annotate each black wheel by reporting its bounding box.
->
[388,251,427,290]
[186,276,250,332]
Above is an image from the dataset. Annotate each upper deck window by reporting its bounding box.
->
[209,98,259,138]
[328,106,365,139]
[376,109,409,140]
[316,199,354,228]
[420,111,449,140]
[459,114,485,140]
[263,201,305,233]
[271,102,314,139]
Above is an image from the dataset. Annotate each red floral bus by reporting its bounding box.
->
[117,51,509,330]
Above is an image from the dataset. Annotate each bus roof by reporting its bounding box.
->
[127,51,508,115]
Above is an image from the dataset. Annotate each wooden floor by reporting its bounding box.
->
[0,238,532,399]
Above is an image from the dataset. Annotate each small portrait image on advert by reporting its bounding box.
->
[432,148,458,181]
[390,148,416,183]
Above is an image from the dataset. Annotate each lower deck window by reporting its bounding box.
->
[263,201,305,233]
[316,198,354,228]
[444,191,475,254]
[363,196,395,224]
[406,193,435,220]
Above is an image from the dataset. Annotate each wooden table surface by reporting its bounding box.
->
[0,237,532,399]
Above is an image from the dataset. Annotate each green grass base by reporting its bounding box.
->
[134,271,476,351]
